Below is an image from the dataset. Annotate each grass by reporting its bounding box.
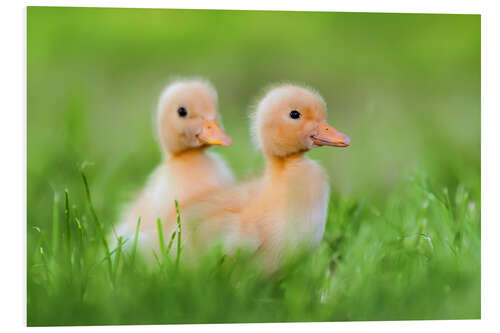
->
[26,7,481,326]
[27,170,480,326]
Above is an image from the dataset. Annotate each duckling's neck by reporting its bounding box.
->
[166,147,209,162]
[265,152,307,177]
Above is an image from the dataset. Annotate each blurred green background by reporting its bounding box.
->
[27,7,480,325]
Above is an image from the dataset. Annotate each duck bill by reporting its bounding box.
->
[312,122,350,147]
[198,120,232,147]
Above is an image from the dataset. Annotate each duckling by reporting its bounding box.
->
[114,79,234,253]
[182,84,350,272]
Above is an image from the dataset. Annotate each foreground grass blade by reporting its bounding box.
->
[113,236,123,284]
[64,189,71,256]
[166,229,177,255]
[175,200,182,268]
[157,218,166,260]
[81,169,113,281]
[152,250,161,269]
[51,192,60,256]
[130,217,141,266]
[73,205,85,254]
[33,226,50,282]
[227,248,241,278]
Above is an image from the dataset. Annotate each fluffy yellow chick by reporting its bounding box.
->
[114,79,234,253]
[181,84,350,272]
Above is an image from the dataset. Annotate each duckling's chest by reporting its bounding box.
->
[285,175,329,247]
[258,160,330,247]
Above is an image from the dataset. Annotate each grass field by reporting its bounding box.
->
[27,7,481,325]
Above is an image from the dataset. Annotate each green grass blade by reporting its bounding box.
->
[33,226,51,283]
[157,218,166,260]
[130,217,141,266]
[175,200,182,268]
[73,205,85,252]
[81,168,113,282]
[64,189,71,256]
[113,236,123,284]
[51,192,60,257]
[227,248,241,278]
[166,230,176,255]
[74,217,85,253]
[152,249,161,269]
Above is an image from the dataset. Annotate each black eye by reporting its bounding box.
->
[177,107,188,117]
[290,110,301,119]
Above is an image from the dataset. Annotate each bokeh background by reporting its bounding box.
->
[27,7,481,324]
[28,7,480,220]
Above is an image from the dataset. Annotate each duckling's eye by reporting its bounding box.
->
[177,107,188,118]
[289,110,301,119]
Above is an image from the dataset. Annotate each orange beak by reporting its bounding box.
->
[197,120,232,147]
[311,121,350,147]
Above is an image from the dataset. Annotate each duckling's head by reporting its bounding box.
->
[252,84,350,158]
[157,79,232,155]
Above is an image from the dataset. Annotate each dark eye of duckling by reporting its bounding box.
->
[289,110,301,119]
[177,107,188,118]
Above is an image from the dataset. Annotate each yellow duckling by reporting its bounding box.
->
[182,84,350,272]
[115,79,234,253]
